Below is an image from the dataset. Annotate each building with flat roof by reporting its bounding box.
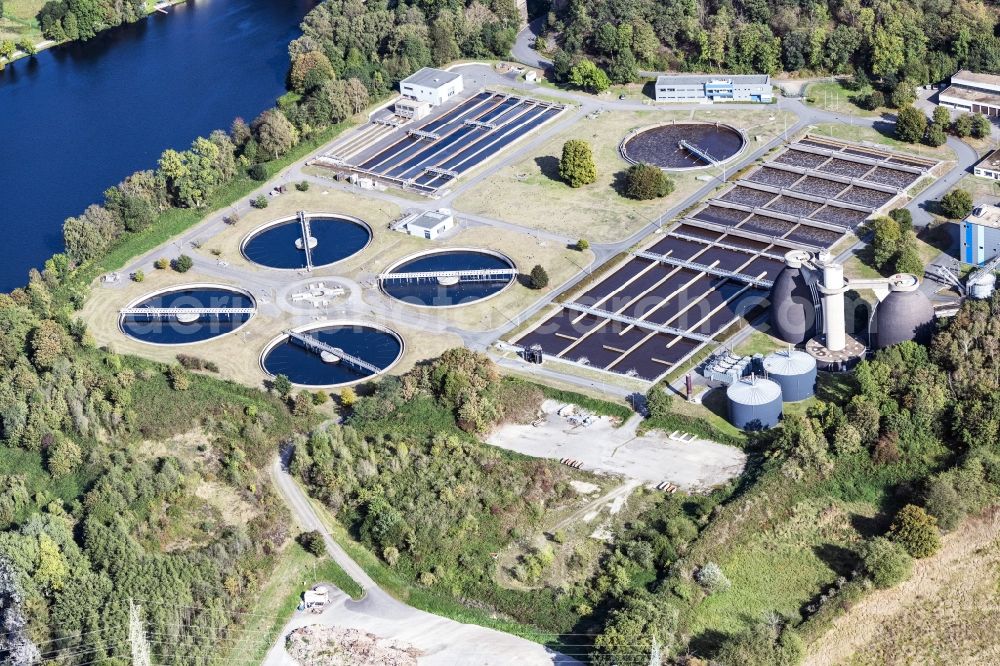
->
[654,74,772,103]
[405,209,454,239]
[960,204,1000,265]
[399,67,463,106]
[975,147,1000,180]
[939,70,1000,116]
[394,97,432,120]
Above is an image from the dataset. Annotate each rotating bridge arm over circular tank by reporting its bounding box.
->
[284,329,382,375]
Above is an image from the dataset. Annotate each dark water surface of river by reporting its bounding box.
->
[0,0,313,290]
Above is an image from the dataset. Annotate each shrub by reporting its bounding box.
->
[248,163,268,181]
[272,374,292,397]
[624,162,674,200]
[559,139,597,188]
[154,257,170,270]
[925,123,947,147]
[295,180,310,191]
[131,270,144,282]
[172,254,193,273]
[204,361,219,373]
[297,530,325,557]
[923,476,964,531]
[176,354,204,370]
[940,188,973,219]
[168,366,191,391]
[644,385,673,419]
[250,194,269,209]
[953,113,974,137]
[339,387,357,407]
[694,561,731,593]
[932,106,951,127]
[858,536,912,588]
[529,264,549,289]
[856,90,884,110]
[311,390,329,405]
[889,504,941,558]
[971,112,992,138]
[889,81,915,108]
[576,238,590,251]
[888,208,913,232]
[47,437,82,479]
[292,392,312,416]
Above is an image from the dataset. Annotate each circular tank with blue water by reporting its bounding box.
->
[261,322,403,388]
[241,213,371,270]
[120,284,256,345]
[380,249,516,307]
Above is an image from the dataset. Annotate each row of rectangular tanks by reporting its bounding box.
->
[726,348,817,430]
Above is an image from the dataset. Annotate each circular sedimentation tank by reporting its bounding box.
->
[762,349,817,402]
[260,322,403,388]
[726,377,783,430]
[873,273,935,349]
[620,122,746,171]
[241,213,371,270]
[769,250,817,345]
[119,284,256,345]
[380,249,516,307]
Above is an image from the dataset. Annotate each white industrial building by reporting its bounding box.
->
[405,209,455,239]
[939,70,1000,116]
[394,97,432,120]
[654,74,772,103]
[399,68,464,106]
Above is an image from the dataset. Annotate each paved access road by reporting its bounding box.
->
[263,454,581,665]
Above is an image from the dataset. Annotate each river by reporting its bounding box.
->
[0,0,314,291]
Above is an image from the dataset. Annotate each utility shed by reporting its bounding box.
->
[406,209,455,239]
[399,68,464,106]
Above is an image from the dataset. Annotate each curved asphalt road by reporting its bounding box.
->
[264,453,580,665]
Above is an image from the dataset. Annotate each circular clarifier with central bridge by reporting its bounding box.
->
[119,284,256,345]
[241,213,371,270]
[379,248,516,307]
[260,322,403,388]
[620,122,746,171]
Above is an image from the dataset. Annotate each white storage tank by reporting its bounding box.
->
[726,376,783,430]
[763,348,817,402]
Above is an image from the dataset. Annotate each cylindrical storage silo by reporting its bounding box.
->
[726,377,783,430]
[969,272,996,300]
[762,349,817,402]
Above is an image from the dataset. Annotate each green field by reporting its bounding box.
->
[0,0,43,44]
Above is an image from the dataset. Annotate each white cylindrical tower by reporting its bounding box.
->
[816,251,846,352]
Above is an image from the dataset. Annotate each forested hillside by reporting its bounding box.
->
[540,0,1000,85]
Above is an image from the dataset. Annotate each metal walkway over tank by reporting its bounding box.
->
[119,307,255,317]
[378,268,517,282]
[284,330,382,375]
[633,250,774,289]
[561,302,713,343]
[678,140,720,166]
[297,211,314,271]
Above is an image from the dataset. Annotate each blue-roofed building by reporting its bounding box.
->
[960,204,1000,265]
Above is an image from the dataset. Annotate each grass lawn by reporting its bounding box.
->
[733,330,786,356]
[804,80,882,118]
[808,123,957,162]
[220,543,363,666]
[0,0,43,43]
[454,107,797,243]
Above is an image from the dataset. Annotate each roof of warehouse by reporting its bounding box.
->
[402,67,462,89]
[656,73,770,86]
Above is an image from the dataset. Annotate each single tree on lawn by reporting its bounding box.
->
[624,163,675,200]
[529,264,549,289]
[932,105,951,128]
[559,139,597,188]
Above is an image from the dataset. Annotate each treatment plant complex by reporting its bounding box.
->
[85,59,974,433]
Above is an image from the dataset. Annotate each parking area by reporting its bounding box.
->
[316,90,565,194]
[486,401,746,491]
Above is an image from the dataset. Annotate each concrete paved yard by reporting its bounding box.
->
[487,401,745,491]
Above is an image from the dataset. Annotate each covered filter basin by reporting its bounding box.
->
[762,348,817,402]
[726,377,783,430]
